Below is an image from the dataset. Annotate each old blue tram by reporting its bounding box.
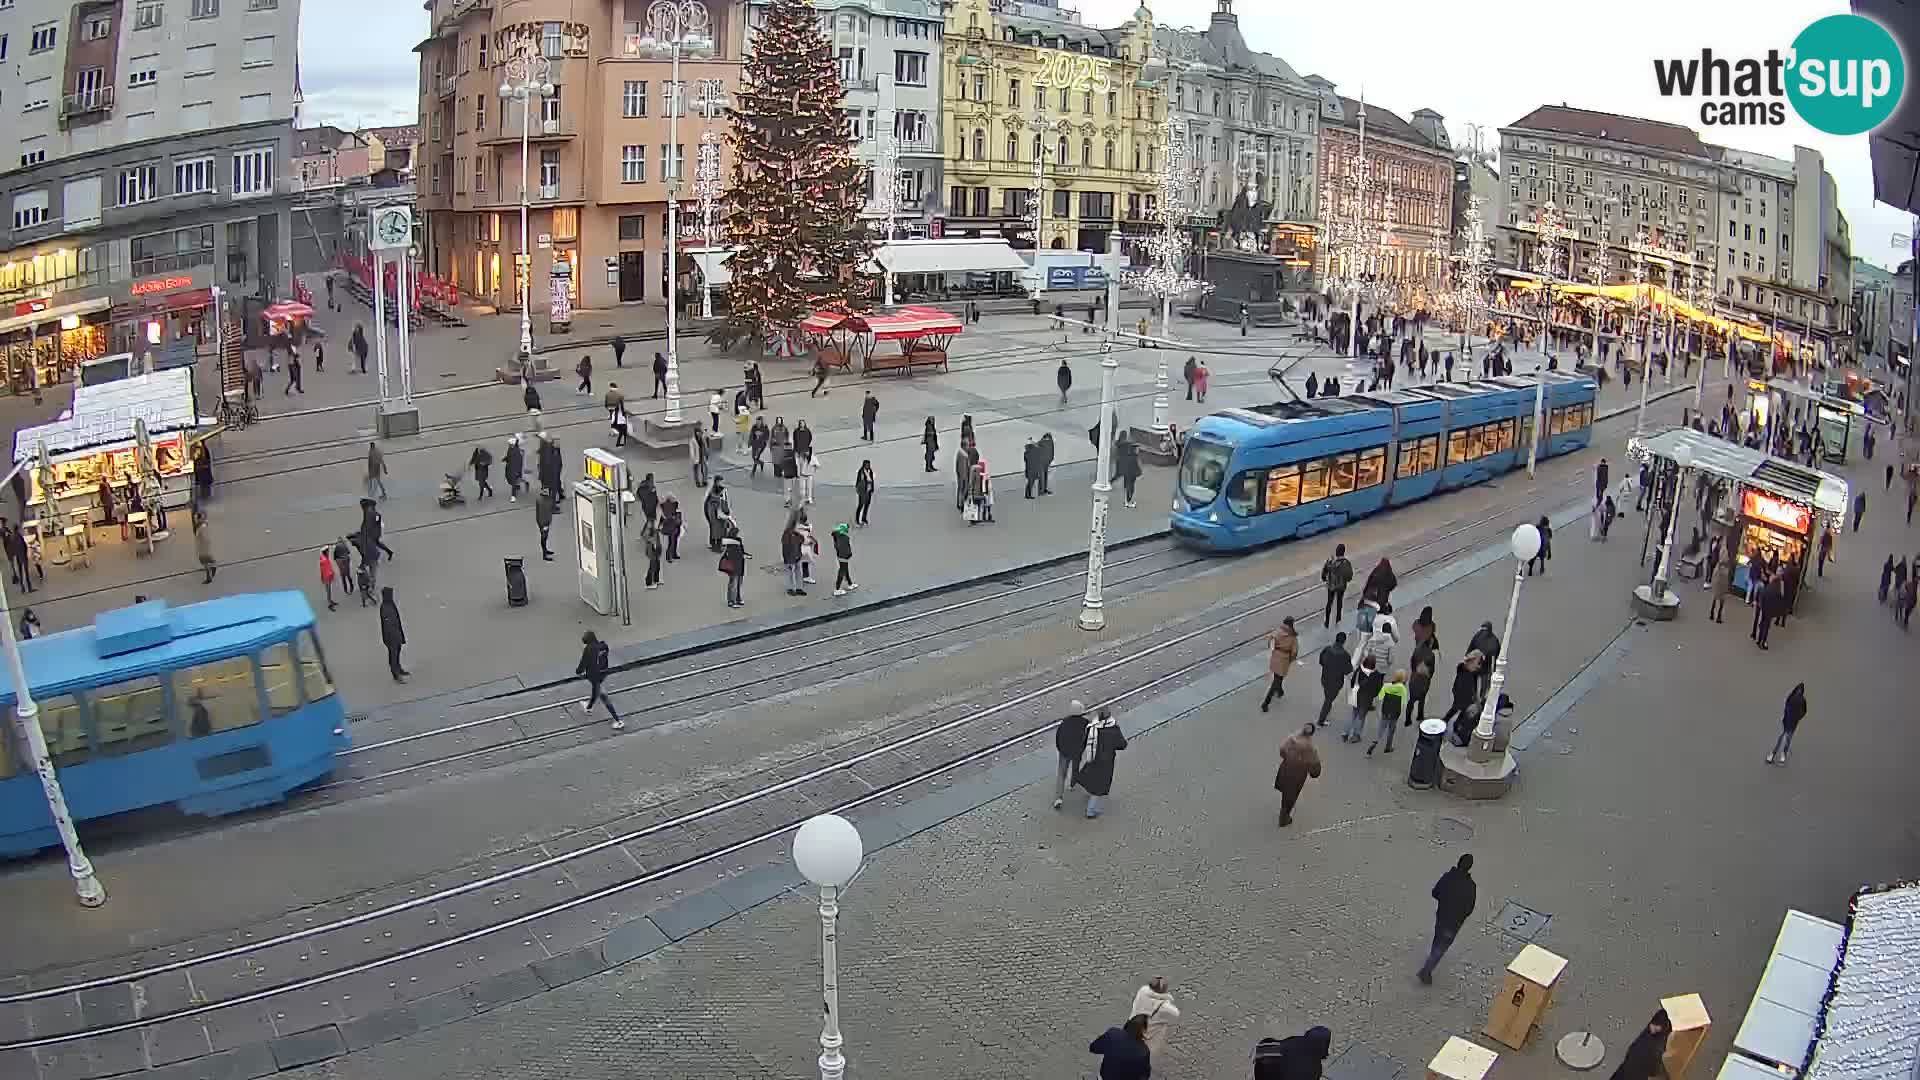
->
[0,592,348,856]
[1171,374,1598,551]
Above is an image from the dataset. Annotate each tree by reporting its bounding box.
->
[719,0,869,343]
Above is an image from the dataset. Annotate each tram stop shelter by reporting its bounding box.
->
[1627,426,1848,608]
[1751,379,1881,465]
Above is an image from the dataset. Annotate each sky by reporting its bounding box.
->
[301,0,1906,272]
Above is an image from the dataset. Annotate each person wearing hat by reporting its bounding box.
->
[1051,702,1090,810]
[831,523,857,596]
[1262,616,1300,711]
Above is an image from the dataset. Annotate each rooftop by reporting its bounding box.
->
[1504,104,1710,159]
[1321,94,1442,151]
[1802,882,1920,1080]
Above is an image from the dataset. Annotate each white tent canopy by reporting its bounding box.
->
[870,238,1029,276]
[1627,425,1849,518]
[685,246,734,288]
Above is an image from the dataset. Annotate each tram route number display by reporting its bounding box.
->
[1034,52,1114,93]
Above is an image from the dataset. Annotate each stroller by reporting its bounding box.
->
[438,471,466,508]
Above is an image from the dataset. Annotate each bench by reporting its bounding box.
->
[863,347,948,376]
[816,347,853,372]
[1676,553,1706,580]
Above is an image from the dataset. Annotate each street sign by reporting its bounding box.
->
[537,233,552,249]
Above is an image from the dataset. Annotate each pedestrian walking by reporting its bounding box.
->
[1887,463,1895,491]
[745,361,766,410]
[576,631,624,730]
[921,417,939,473]
[635,472,659,523]
[797,449,818,506]
[750,416,770,477]
[953,445,971,512]
[781,516,808,596]
[1088,1015,1153,1080]
[1765,682,1807,765]
[1254,1026,1332,1080]
[1129,978,1180,1063]
[1440,651,1485,746]
[708,389,723,433]
[1369,670,1407,756]
[641,515,663,589]
[504,436,525,500]
[1273,724,1323,827]
[1057,358,1073,404]
[1115,437,1143,507]
[523,379,543,420]
[1023,438,1044,499]
[652,351,669,397]
[704,478,729,552]
[1608,1011,1672,1080]
[1816,527,1832,577]
[1261,616,1300,711]
[660,494,683,561]
[319,547,338,611]
[1315,632,1353,727]
[357,498,396,562]
[1595,457,1609,505]
[535,489,556,559]
[1343,655,1384,743]
[1038,432,1055,494]
[350,324,369,374]
[606,384,631,447]
[1525,515,1552,576]
[860,391,879,441]
[854,460,875,527]
[313,340,324,373]
[809,354,831,397]
[1752,574,1784,648]
[365,441,389,500]
[1321,543,1354,627]
[1194,359,1210,402]
[193,510,216,584]
[1880,554,1896,605]
[285,351,304,394]
[831,523,857,595]
[325,273,336,311]
[378,587,408,682]
[576,353,593,395]
[719,529,747,608]
[1416,854,1476,983]
[1070,706,1126,818]
[1051,701,1090,810]
[611,334,626,368]
[734,405,751,454]
[1853,491,1866,531]
[1183,356,1198,400]
[1362,557,1398,613]
[469,445,495,499]
[1708,549,1733,621]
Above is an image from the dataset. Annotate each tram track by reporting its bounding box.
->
[0,475,1584,1055]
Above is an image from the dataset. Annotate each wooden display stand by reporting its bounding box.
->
[1659,993,1712,1080]
[1428,1037,1498,1080]
[1484,944,1567,1050]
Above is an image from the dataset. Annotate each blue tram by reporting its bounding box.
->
[0,592,348,857]
[1172,374,1597,551]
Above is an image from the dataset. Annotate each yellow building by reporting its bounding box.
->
[940,0,1164,255]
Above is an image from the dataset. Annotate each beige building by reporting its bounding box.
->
[417,0,745,313]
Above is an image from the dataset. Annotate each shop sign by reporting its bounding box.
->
[929,218,944,239]
[131,275,195,297]
[1742,491,1811,535]
[12,298,51,317]
[549,258,573,327]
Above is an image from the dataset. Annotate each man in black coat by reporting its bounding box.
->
[1417,854,1477,984]
[652,351,669,398]
[1609,1010,1671,1080]
[1050,701,1089,810]
[860,392,879,442]
[1037,433,1055,495]
[576,631,623,729]
[1023,438,1043,499]
[1315,632,1353,727]
[378,587,408,682]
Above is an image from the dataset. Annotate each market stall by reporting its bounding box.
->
[798,306,962,376]
[798,309,870,372]
[11,367,212,543]
[262,300,316,343]
[1627,426,1847,602]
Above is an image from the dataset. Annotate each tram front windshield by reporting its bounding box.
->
[1179,440,1232,506]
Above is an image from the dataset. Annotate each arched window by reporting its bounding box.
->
[1007,132,1018,161]
[1104,141,1114,168]
[1050,236,1065,249]
[972,128,985,160]
[1058,135,1070,163]
[1081,139,1091,166]
[1134,145,1142,171]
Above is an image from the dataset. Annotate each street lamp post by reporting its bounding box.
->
[1472,524,1541,760]
[499,45,554,369]
[1451,196,1493,373]
[1630,230,1653,434]
[1080,233,1124,632]
[1124,65,1207,437]
[693,83,726,321]
[0,459,106,908]
[1689,262,1712,417]
[636,0,717,425]
[1025,140,1050,295]
[793,814,864,1080]
[1526,200,1572,477]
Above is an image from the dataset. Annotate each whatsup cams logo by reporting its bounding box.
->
[1652,13,1905,135]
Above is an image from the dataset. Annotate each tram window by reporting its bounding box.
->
[297,631,336,704]
[1417,437,1439,473]
[1548,408,1565,436]
[1328,453,1358,496]
[260,643,300,717]
[89,675,171,755]
[26,695,89,766]
[1446,429,1471,465]
[1299,460,1330,503]
[1357,447,1386,489]
[1179,441,1232,504]
[1518,415,1535,451]
[1225,470,1260,516]
[1264,466,1300,512]
[173,656,262,736]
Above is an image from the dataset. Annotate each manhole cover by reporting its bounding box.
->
[1494,900,1552,942]
[1432,816,1475,844]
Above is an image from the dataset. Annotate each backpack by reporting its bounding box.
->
[594,640,610,673]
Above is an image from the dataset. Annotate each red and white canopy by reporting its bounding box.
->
[798,306,962,340]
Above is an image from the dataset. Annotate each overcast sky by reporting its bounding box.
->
[303,0,1907,271]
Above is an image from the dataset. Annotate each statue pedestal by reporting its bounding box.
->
[1190,251,1297,328]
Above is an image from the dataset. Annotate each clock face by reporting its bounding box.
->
[375,210,410,246]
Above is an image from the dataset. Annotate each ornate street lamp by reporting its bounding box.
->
[499,44,554,367]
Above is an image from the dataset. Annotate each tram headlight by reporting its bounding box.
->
[1208,512,1219,523]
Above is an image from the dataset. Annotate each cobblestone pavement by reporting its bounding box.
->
[253,429,1913,1080]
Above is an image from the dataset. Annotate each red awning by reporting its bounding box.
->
[868,306,962,341]
[262,300,314,320]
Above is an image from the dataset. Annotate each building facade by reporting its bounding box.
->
[295,126,375,189]
[937,0,1163,255]
[0,0,302,392]
[749,0,944,236]
[1156,0,1320,267]
[1314,83,1452,290]
[417,0,746,313]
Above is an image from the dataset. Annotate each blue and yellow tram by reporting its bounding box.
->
[1172,374,1597,551]
[0,592,348,857]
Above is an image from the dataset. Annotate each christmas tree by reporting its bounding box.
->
[718,0,869,344]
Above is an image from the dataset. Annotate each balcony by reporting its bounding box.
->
[59,87,114,125]
[438,75,458,100]
[845,77,881,93]
[479,119,577,146]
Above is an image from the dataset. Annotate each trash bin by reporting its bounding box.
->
[1408,718,1448,789]
[504,557,528,607]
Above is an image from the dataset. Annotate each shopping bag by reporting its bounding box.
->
[964,501,981,523]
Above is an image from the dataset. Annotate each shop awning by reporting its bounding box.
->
[686,246,734,288]
[797,306,963,340]
[1627,426,1849,519]
[1801,883,1920,1080]
[871,239,1029,276]
[262,300,313,320]
[0,296,111,337]
[11,367,204,462]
